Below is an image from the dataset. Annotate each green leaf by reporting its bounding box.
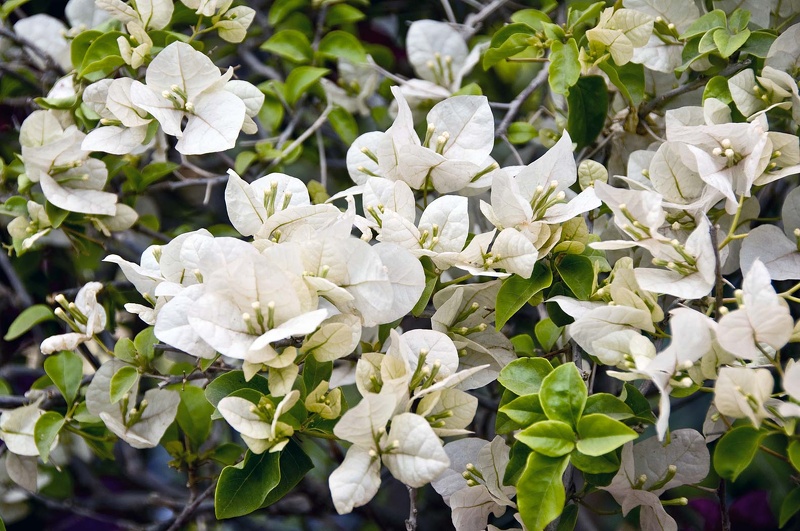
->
[268,0,308,26]
[534,318,562,352]
[539,363,586,429]
[71,30,102,70]
[261,439,313,507]
[557,503,579,531]
[109,365,139,404]
[412,257,439,317]
[4,304,55,340]
[512,10,551,29]
[43,351,83,406]
[621,383,656,424]
[583,393,634,420]
[261,30,313,63]
[78,32,126,81]
[483,23,537,69]
[570,448,620,474]
[210,443,244,466]
[326,4,365,25]
[140,162,179,188]
[205,371,270,408]
[0,0,31,21]
[566,76,608,150]
[498,357,553,396]
[507,122,538,144]
[567,2,604,30]
[576,414,638,456]
[113,338,137,364]
[680,10,727,40]
[780,487,800,528]
[34,411,65,464]
[499,393,548,427]
[597,60,644,107]
[318,30,366,63]
[496,262,552,329]
[788,440,800,472]
[713,28,750,59]
[175,386,215,450]
[134,327,158,361]
[215,450,281,519]
[713,425,766,481]
[505,441,533,485]
[555,254,594,300]
[328,106,358,144]
[511,334,535,356]
[516,420,576,457]
[739,30,777,58]
[517,453,569,531]
[703,76,732,104]
[548,39,580,95]
[301,356,332,396]
[284,66,329,106]
[45,201,69,228]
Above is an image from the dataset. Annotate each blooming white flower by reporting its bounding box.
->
[41,282,106,355]
[130,42,259,154]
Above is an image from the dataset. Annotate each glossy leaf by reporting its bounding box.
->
[517,452,569,531]
[566,76,608,150]
[34,411,64,463]
[5,305,55,340]
[713,425,766,481]
[576,414,638,456]
[496,262,552,329]
[43,351,83,406]
[216,450,281,519]
[516,420,576,457]
[539,363,586,429]
[498,357,553,396]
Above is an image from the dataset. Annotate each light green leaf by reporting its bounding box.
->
[535,318,563,352]
[328,106,358,144]
[499,393,548,427]
[548,39,580,95]
[496,262,552,329]
[680,10,727,40]
[34,411,64,463]
[539,363,586,429]
[4,305,55,340]
[517,452,569,531]
[576,414,638,456]
[318,30,367,63]
[713,28,750,59]
[215,450,281,519]
[713,425,766,481]
[260,30,313,63]
[284,66,329,106]
[43,350,83,406]
[516,420,576,457]
[109,365,139,404]
[498,357,553,396]
[174,385,214,450]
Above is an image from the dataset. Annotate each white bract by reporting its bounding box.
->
[41,282,107,355]
[130,42,261,154]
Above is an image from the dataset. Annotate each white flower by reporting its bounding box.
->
[130,42,255,154]
[716,260,794,360]
[41,282,107,355]
[218,390,300,453]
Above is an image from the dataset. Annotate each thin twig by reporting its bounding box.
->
[0,26,66,78]
[500,135,524,165]
[267,106,333,171]
[495,66,549,137]
[710,224,724,323]
[405,486,418,531]
[316,128,328,191]
[463,0,510,37]
[163,481,217,531]
[440,0,457,23]
[638,59,752,119]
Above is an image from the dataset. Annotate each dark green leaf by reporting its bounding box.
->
[261,439,313,507]
[622,383,656,424]
[4,305,55,340]
[780,487,800,528]
[597,61,644,107]
[44,351,83,406]
[518,453,569,531]
[713,425,766,481]
[556,503,579,531]
[505,441,532,485]
[205,371,270,408]
[739,30,777,58]
[788,440,800,472]
[498,357,553,396]
[566,76,608,150]
[555,254,594,300]
[539,363,586,429]
[302,356,332,396]
[215,450,281,519]
[496,262,552,329]
[570,448,620,474]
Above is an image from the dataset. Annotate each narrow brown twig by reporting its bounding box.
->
[495,66,549,138]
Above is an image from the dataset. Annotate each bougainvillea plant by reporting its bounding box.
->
[0,0,799,530]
